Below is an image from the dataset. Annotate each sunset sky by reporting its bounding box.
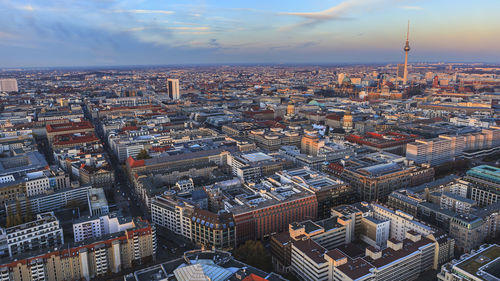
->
[1,0,499,67]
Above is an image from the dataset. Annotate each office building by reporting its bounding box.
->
[372,203,435,241]
[465,165,500,207]
[167,78,180,100]
[279,168,353,220]
[333,231,435,281]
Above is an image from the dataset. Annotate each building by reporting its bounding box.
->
[175,178,194,193]
[291,239,329,281]
[228,178,318,244]
[46,120,95,144]
[426,231,455,270]
[289,216,355,251]
[345,132,416,155]
[167,78,180,100]
[190,208,236,250]
[333,231,435,281]
[0,79,18,92]
[229,152,286,181]
[360,216,390,249]
[449,214,489,252]
[437,244,500,281]
[372,203,435,241]
[150,195,194,239]
[440,191,476,214]
[4,185,91,216]
[387,189,424,216]
[73,212,135,242]
[406,138,456,166]
[406,128,500,166]
[125,249,287,281]
[286,230,435,281]
[0,219,156,281]
[278,168,353,220]
[465,165,500,207]
[338,152,432,201]
[88,188,109,216]
[301,134,325,156]
[79,164,114,189]
[5,212,63,257]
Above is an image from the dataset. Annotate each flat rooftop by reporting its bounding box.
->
[242,152,273,162]
[456,244,500,279]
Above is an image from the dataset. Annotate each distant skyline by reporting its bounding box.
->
[0,0,499,67]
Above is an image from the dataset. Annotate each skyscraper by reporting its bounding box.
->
[167,78,180,100]
[403,21,410,85]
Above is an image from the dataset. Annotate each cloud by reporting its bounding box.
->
[400,6,423,10]
[20,5,35,12]
[111,9,175,15]
[280,0,388,29]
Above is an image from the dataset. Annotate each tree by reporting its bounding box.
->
[136,149,151,160]
[233,240,272,272]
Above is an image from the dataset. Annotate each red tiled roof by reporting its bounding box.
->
[46,120,93,133]
[243,274,268,281]
[126,156,145,168]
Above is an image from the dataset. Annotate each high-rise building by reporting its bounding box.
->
[397,63,405,78]
[403,21,410,85]
[167,78,180,100]
[0,79,18,92]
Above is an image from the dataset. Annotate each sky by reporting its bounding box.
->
[0,0,499,67]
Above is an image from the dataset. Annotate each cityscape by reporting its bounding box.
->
[0,1,499,281]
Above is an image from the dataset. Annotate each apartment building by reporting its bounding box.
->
[73,212,135,242]
[0,219,156,281]
[4,185,91,216]
[150,195,194,240]
[406,127,500,166]
[440,191,476,214]
[5,212,63,257]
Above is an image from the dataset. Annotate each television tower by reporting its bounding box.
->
[403,21,410,85]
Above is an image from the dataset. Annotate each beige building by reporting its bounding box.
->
[301,134,325,156]
[0,219,156,281]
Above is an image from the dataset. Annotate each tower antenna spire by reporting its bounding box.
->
[407,20,410,41]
